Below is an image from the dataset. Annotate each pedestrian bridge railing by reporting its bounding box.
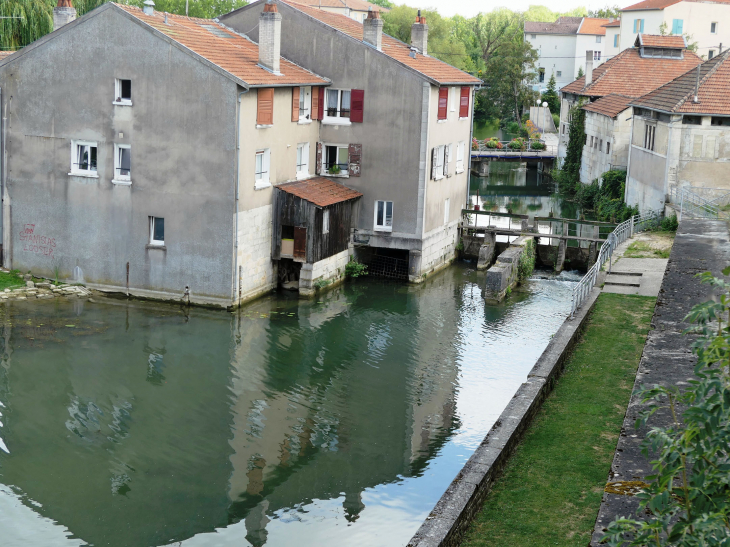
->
[668,186,730,220]
[570,210,660,318]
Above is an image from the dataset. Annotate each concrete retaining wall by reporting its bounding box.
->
[407,287,602,547]
[483,237,533,303]
[299,248,350,296]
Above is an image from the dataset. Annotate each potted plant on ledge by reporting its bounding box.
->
[328,164,341,175]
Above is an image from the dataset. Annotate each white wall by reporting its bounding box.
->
[580,108,632,183]
[604,27,621,60]
[663,2,730,58]
[525,33,578,90]
[618,10,666,52]
[576,33,607,70]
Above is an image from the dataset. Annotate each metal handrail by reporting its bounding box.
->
[570,210,660,317]
[473,139,551,153]
[668,186,728,220]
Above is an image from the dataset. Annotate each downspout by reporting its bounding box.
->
[1,91,7,269]
[234,87,249,306]
[467,85,477,208]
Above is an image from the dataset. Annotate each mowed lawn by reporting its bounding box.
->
[461,293,656,547]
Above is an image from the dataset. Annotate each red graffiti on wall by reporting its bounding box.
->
[20,224,56,257]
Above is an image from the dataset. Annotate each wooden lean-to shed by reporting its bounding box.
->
[272,177,362,264]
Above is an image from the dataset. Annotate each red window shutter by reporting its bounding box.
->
[438,88,448,120]
[460,87,470,118]
[351,89,364,123]
[257,88,274,125]
[311,87,320,120]
[315,142,322,175]
[348,144,362,177]
[317,87,325,120]
[292,87,300,122]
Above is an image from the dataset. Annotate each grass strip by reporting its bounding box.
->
[461,293,656,547]
[0,270,25,291]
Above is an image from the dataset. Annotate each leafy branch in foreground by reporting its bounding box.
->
[602,267,730,546]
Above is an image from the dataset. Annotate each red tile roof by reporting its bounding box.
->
[561,46,702,98]
[0,51,15,60]
[632,50,730,114]
[281,1,481,85]
[115,4,328,87]
[582,93,634,118]
[602,19,621,27]
[622,0,730,10]
[277,177,362,206]
[636,33,685,48]
[298,0,389,12]
[578,18,610,35]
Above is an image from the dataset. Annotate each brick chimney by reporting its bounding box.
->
[363,8,383,51]
[584,50,593,87]
[259,0,282,75]
[411,10,428,55]
[53,0,76,31]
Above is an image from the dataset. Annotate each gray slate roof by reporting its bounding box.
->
[525,17,583,35]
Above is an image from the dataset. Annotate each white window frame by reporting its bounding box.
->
[444,198,450,225]
[434,145,445,180]
[323,209,330,234]
[373,200,393,232]
[322,88,352,126]
[254,148,271,189]
[456,141,465,173]
[711,22,717,34]
[114,78,132,106]
[323,144,349,176]
[596,36,602,43]
[296,142,310,179]
[112,143,131,185]
[149,216,165,246]
[298,86,312,124]
[70,140,99,178]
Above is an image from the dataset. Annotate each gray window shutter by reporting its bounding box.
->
[348,144,362,177]
[431,147,438,179]
[444,145,450,177]
[315,142,322,175]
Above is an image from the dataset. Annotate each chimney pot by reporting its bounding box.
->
[53,0,76,30]
[259,0,282,74]
[142,0,155,15]
[584,50,594,87]
[411,10,428,55]
[363,7,383,51]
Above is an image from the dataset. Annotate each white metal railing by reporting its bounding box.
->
[472,140,557,156]
[668,186,730,220]
[570,210,660,317]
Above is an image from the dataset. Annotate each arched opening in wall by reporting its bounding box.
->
[277,259,301,291]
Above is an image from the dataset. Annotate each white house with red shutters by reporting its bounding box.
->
[221,1,480,286]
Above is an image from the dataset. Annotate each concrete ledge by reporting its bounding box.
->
[407,287,602,547]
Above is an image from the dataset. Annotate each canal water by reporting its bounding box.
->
[0,262,578,547]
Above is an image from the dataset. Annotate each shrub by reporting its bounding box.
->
[552,113,560,129]
[313,278,331,290]
[345,259,367,278]
[575,179,601,208]
[518,239,535,282]
[661,213,679,232]
[602,268,730,546]
[485,137,503,149]
[530,140,546,151]
[505,121,520,135]
[507,138,526,150]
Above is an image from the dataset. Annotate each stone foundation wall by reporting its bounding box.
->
[418,221,459,280]
[483,236,532,303]
[235,205,276,305]
[299,248,351,296]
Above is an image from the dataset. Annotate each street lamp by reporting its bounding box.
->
[542,101,548,134]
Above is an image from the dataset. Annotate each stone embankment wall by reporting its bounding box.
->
[0,281,91,302]
[299,248,350,296]
[483,236,532,303]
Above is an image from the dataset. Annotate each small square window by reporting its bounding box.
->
[530,34,536,39]
[149,217,164,246]
[324,144,348,176]
[71,141,98,176]
[596,36,601,43]
[115,79,132,105]
[556,70,562,77]
[113,144,131,183]
[374,200,393,232]
[323,209,329,234]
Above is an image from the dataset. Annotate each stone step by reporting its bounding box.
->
[605,280,641,288]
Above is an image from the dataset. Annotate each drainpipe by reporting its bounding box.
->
[467,85,477,209]
[234,87,249,306]
[1,90,7,269]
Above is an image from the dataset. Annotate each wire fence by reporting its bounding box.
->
[570,210,660,318]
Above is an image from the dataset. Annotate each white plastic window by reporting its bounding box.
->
[149,217,164,246]
[456,142,465,173]
[115,79,132,105]
[434,145,445,179]
[296,143,309,178]
[71,141,98,176]
[324,89,351,119]
[324,145,348,176]
[374,200,393,232]
[113,144,131,183]
[299,86,312,121]
[255,149,271,188]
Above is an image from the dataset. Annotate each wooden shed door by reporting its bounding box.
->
[294,227,307,260]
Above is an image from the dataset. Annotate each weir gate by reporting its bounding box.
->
[459,210,617,300]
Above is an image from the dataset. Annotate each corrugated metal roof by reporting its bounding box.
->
[277,177,363,206]
[116,4,329,87]
[281,1,482,85]
[561,46,703,98]
[631,50,730,114]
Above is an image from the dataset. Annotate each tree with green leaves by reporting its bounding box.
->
[541,72,560,116]
[555,101,585,193]
[577,65,585,78]
[0,0,53,51]
[603,268,730,546]
[588,5,621,18]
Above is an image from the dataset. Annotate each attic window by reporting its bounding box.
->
[641,47,682,59]
[202,25,233,39]
[115,79,132,105]
[683,115,702,125]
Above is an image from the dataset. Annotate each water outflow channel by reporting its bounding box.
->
[0,263,577,547]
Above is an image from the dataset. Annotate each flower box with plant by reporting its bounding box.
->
[507,138,526,151]
[530,140,546,151]
[328,164,341,175]
[472,138,479,151]
[485,138,503,149]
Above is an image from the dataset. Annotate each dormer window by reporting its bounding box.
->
[115,79,132,105]
[640,47,682,59]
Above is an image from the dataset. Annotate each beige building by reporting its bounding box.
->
[626,50,730,210]
[618,0,730,60]
[580,94,634,182]
[558,34,702,184]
